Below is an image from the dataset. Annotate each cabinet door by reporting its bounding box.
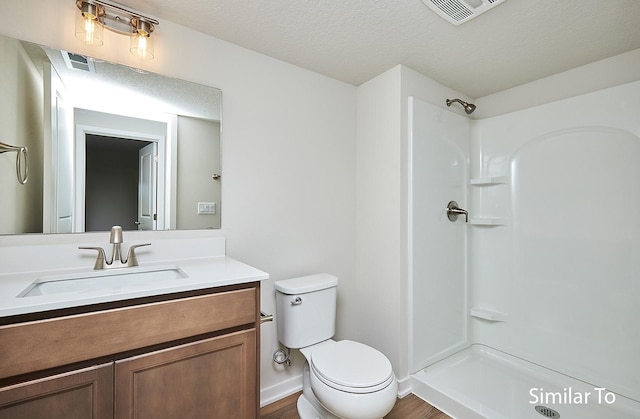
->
[115,329,257,419]
[0,363,113,419]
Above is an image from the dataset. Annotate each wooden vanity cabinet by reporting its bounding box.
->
[0,282,261,419]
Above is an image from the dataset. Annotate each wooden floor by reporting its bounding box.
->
[260,392,451,419]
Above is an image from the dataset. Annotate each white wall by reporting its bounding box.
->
[353,66,402,379]
[354,65,472,388]
[74,109,168,136]
[475,48,640,119]
[0,0,356,405]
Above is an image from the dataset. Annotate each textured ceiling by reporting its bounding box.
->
[21,40,221,121]
[115,0,640,98]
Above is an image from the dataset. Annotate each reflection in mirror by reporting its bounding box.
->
[0,33,222,235]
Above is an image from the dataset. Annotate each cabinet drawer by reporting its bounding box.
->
[0,287,256,379]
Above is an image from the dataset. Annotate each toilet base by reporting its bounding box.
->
[297,393,338,419]
[297,362,339,419]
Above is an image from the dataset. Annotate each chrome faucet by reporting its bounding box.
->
[79,226,151,270]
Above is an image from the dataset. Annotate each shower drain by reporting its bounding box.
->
[535,405,561,418]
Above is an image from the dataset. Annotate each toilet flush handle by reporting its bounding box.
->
[291,297,302,306]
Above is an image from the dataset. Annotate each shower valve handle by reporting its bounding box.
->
[446,201,468,223]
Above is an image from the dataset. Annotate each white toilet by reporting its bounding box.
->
[275,274,397,419]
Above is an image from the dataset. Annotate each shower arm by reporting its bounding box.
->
[445,98,476,115]
[446,98,465,107]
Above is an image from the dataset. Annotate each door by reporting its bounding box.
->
[115,329,257,419]
[0,363,113,419]
[138,142,157,230]
[43,63,74,233]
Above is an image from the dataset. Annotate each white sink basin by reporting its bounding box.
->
[18,265,188,297]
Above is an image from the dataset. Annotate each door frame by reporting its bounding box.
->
[43,63,74,233]
[74,124,166,232]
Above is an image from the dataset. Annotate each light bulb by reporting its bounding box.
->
[130,32,154,59]
[84,17,96,42]
[75,2,103,46]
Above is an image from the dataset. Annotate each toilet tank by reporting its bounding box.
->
[274,274,338,349]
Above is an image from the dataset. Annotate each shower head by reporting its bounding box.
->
[446,98,476,115]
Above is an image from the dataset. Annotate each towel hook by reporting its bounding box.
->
[0,141,29,185]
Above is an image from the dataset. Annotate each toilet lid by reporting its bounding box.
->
[310,340,394,392]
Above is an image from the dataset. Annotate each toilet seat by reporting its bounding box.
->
[310,340,394,394]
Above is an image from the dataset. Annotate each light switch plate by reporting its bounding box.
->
[197,202,216,215]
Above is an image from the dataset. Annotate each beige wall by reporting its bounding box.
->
[0,36,43,234]
[176,116,221,229]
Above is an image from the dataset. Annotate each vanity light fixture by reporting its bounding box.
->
[74,0,159,59]
[75,1,103,46]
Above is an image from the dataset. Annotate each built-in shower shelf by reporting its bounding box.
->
[470,176,508,185]
[470,308,507,322]
[469,217,505,226]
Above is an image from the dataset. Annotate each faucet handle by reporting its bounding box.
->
[446,201,469,223]
[79,246,107,270]
[124,243,151,267]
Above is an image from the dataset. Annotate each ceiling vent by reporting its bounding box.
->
[422,0,509,26]
[61,51,96,73]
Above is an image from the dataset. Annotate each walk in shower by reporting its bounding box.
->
[408,81,640,418]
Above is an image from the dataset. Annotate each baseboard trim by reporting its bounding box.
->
[260,375,303,408]
[397,375,412,398]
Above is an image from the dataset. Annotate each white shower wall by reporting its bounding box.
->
[469,80,640,401]
[409,97,470,372]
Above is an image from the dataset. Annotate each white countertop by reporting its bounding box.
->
[0,236,269,318]
[0,256,268,318]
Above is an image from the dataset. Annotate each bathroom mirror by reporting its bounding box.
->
[0,33,222,235]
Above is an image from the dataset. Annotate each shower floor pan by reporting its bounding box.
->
[411,344,640,419]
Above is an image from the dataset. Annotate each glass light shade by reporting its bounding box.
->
[130,33,154,59]
[75,6,104,46]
